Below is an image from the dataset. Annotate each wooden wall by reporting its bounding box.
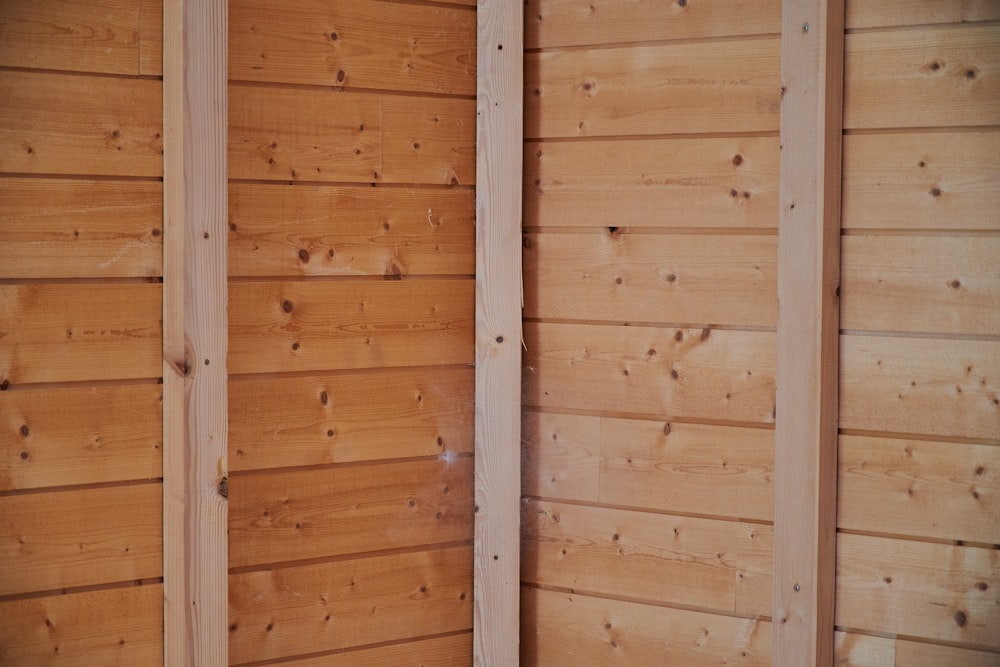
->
[225,0,477,664]
[834,3,1000,665]
[0,1,165,665]
[520,1,780,663]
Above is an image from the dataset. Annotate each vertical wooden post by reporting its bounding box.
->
[162,0,228,664]
[774,1,844,665]
[475,0,524,665]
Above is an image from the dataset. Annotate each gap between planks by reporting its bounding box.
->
[0,577,163,604]
[835,528,1000,551]
[834,625,1000,655]
[227,362,474,383]
[523,317,777,333]
[0,64,163,82]
[229,452,474,478]
[227,540,474,576]
[522,405,777,431]
[227,78,476,101]
[840,329,1000,343]
[0,477,162,499]
[844,124,1000,135]
[227,274,475,283]
[527,130,780,143]
[525,31,782,55]
[840,228,1000,236]
[228,177,474,190]
[845,18,1000,36]
[838,427,1000,447]
[523,494,775,528]
[521,227,779,235]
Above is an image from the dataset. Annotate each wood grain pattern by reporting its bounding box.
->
[381,96,476,186]
[525,38,780,138]
[229,546,473,663]
[524,232,777,326]
[229,367,473,472]
[0,178,162,279]
[0,384,162,491]
[0,283,162,386]
[844,24,1000,129]
[521,411,600,503]
[229,183,474,277]
[835,632,1000,666]
[0,584,163,667]
[0,71,163,177]
[522,500,772,616]
[846,0,1000,30]
[260,634,472,667]
[228,280,474,375]
[524,136,779,229]
[0,484,162,596]
[228,458,473,568]
[833,632,895,667]
[138,0,162,76]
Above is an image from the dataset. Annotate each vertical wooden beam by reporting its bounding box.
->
[162,0,228,664]
[475,0,523,665]
[774,1,844,665]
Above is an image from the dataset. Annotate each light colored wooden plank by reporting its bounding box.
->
[524,232,777,326]
[522,500,773,616]
[0,178,162,279]
[841,131,1000,231]
[844,24,1000,129]
[523,323,777,424]
[524,136,780,229]
[0,584,163,667]
[381,96,476,186]
[521,412,600,503]
[836,533,1000,648]
[229,546,473,663]
[0,71,163,177]
[0,283,162,386]
[229,367,473,471]
[525,38,780,138]
[0,0,141,75]
[227,279,474,375]
[526,0,781,49]
[0,484,162,596]
[846,0,1000,30]
[257,634,472,667]
[840,335,1000,441]
[833,631,895,667]
[520,587,772,666]
[838,435,1000,544]
[230,0,475,95]
[228,183,475,277]
[600,418,774,522]
[893,638,1000,666]
[228,457,473,569]
[0,384,162,491]
[139,0,163,76]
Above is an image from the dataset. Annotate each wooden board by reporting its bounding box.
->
[0,483,162,596]
[835,631,1000,667]
[526,0,780,49]
[229,367,473,471]
[524,232,777,326]
[228,279,474,375]
[524,136,779,229]
[0,178,162,279]
[832,632,895,667]
[844,24,1000,129]
[846,0,1000,30]
[0,384,162,491]
[380,96,476,186]
[521,587,771,666]
[261,634,472,667]
[230,0,475,95]
[836,533,1000,648]
[0,71,163,177]
[525,38,780,138]
[0,283,162,386]
[229,546,473,663]
[229,457,473,569]
[841,131,1000,231]
[0,584,163,666]
[229,183,474,277]
[138,0,163,76]
[522,500,772,616]
[523,323,776,424]
[839,335,1000,441]
[521,411,601,503]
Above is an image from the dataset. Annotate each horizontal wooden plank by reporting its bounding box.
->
[524,136,779,229]
[525,38,779,138]
[138,0,162,76]
[229,457,473,568]
[0,384,162,491]
[841,131,1000,230]
[836,533,1000,648]
[839,335,1000,441]
[522,411,600,503]
[380,96,476,186]
[229,367,473,471]
[230,0,475,95]
[254,634,472,667]
[0,71,162,177]
[229,546,473,663]
[833,631,895,667]
[524,232,776,326]
[228,279,474,375]
[839,435,999,544]
[835,631,1000,666]
[893,638,1000,666]
[521,587,771,666]
[846,0,1000,30]
[526,0,780,49]
[523,500,772,616]
[844,24,1000,129]
[0,283,162,386]
[0,584,163,667]
[0,484,162,595]
[0,177,162,279]
[841,235,1000,336]
[229,183,475,277]
[523,323,776,424]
